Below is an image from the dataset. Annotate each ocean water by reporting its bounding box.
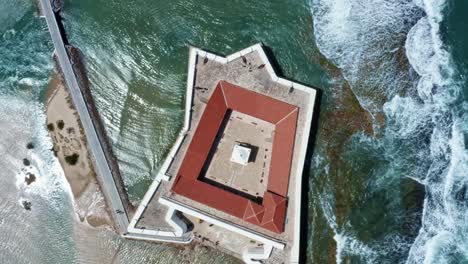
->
[0,0,466,264]
[310,0,468,263]
[60,0,330,201]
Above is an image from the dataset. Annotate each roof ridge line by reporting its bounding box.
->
[275,107,298,125]
[219,81,229,107]
[242,201,254,220]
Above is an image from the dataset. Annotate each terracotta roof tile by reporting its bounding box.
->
[171,81,296,234]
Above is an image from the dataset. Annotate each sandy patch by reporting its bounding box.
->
[45,70,112,228]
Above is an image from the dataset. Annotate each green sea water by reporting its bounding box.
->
[61,0,330,201]
[1,0,467,263]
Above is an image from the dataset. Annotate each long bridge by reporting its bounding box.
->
[39,0,192,244]
[39,0,129,233]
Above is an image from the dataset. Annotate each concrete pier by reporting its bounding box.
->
[39,0,130,233]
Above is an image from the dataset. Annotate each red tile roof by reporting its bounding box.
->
[172,81,298,233]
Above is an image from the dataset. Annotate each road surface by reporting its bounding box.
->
[39,0,129,233]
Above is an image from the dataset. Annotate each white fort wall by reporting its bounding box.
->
[127,44,317,264]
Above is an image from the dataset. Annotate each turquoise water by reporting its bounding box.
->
[0,4,78,263]
[61,0,330,201]
[0,2,242,263]
[1,0,467,263]
[310,0,468,263]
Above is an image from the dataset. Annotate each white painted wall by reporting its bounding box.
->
[126,44,318,264]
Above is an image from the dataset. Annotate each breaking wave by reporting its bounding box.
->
[0,8,70,205]
[0,90,71,210]
[311,0,467,262]
[311,0,423,115]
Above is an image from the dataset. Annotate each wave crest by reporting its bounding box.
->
[310,0,467,262]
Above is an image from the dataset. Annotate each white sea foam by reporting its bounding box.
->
[403,0,468,263]
[310,0,423,261]
[334,233,377,264]
[317,183,378,263]
[383,95,432,138]
[405,18,435,77]
[311,0,422,114]
[311,0,467,262]
[2,28,16,40]
[18,77,46,88]
[0,96,71,208]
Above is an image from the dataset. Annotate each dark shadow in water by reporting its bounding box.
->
[262,45,285,77]
[262,43,324,263]
[299,89,322,264]
[185,41,323,262]
[54,11,69,45]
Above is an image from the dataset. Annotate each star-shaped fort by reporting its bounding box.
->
[126,44,318,264]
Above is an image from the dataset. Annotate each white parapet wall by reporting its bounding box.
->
[165,207,187,236]
[242,244,273,264]
[160,197,285,250]
[125,47,199,242]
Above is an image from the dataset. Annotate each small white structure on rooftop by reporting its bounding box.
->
[230,144,251,165]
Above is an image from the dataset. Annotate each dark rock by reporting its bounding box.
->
[51,0,63,12]
[22,200,32,210]
[23,158,31,166]
[26,142,34,149]
[25,173,36,185]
